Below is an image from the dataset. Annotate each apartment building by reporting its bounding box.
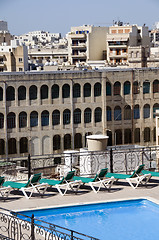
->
[0,40,28,72]
[0,68,158,159]
[68,25,109,65]
[0,20,13,46]
[106,22,150,67]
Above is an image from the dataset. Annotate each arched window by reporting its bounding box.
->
[40,85,48,99]
[153,127,156,142]
[106,106,112,121]
[84,83,91,97]
[51,84,59,99]
[20,137,28,153]
[143,104,150,119]
[74,133,82,148]
[124,129,132,144]
[134,128,140,143]
[63,109,71,125]
[64,134,71,150]
[133,82,139,94]
[30,111,38,127]
[107,130,112,146]
[18,86,26,100]
[53,135,61,150]
[113,82,121,95]
[106,82,111,96]
[124,105,131,120]
[114,106,122,121]
[19,112,27,128]
[84,108,92,123]
[0,87,3,101]
[0,139,5,155]
[153,79,159,93]
[74,108,81,124]
[73,83,81,98]
[62,84,70,98]
[143,81,150,94]
[124,81,130,95]
[7,112,16,128]
[6,86,15,101]
[95,107,102,123]
[0,113,4,129]
[52,110,60,125]
[144,127,150,142]
[8,138,17,154]
[153,103,159,118]
[134,105,140,119]
[94,82,101,97]
[29,85,37,100]
[115,129,122,145]
[41,110,49,126]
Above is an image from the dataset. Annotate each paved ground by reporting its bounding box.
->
[1,178,159,211]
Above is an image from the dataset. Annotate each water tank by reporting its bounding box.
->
[86,135,109,151]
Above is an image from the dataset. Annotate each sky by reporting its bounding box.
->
[0,0,159,37]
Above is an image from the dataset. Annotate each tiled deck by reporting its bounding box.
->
[1,178,159,211]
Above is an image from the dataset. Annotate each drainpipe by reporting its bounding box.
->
[3,81,8,160]
[71,79,74,150]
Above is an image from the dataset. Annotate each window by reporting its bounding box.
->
[124,81,130,95]
[19,112,27,128]
[74,133,82,148]
[114,106,122,121]
[18,86,26,100]
[8,138,17,154]
[0,113,4,129]
[64,134,71,150]
[0,87,3,101]
[29,85,37,100]
[94,83,101,97]
[106,106,112,121]
[134,105,140,119]
[30,111,38,127]
[63,109,71,125]
[133,82,139,94]
[84,108,92,123]
[143,104,150,119]
[62,84,70,98]
[73,84,81,98]
[52,110,60,125]
[53,135,61,150]
[19,58,23,62]
[0,139,5,155]
[74,108,81,124]
[95,107,102,123]
[52,84,59,99]
[134,128,140,143]
[6,86,15,101]
[19,68,23,71]
[7,112,16,128]
[153,80,159,93]
[153,103,159,118]
[20,137,28,153]
[143,81,150,94]
[84,83,91,97]
[113,82,121,95]
[41,110,49,126]
[106,82,111,96]
[144,128,150,142]
[124,129,132,144]
[41,85,48,99]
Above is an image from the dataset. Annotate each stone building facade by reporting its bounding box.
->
[0,68,159,159]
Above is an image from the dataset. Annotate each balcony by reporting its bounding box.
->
[71,43,86,48]
[109,53,128,58]
[72,52,87,58]
[70,33,86,39]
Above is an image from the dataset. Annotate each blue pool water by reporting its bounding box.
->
[20,199,159,240]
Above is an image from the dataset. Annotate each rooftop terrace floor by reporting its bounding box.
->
[2,178,159,211]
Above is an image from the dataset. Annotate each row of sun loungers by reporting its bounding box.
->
[0,164,157,199]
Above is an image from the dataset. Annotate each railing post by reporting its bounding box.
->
[110,148,113,173]
[28,154,31,180]
[31,214,35,240]
[71,230,73,240]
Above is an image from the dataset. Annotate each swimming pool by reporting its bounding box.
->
[20,199,159,240]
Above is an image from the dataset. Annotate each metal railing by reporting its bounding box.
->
[0,146,159,181]
[0,207,99,240]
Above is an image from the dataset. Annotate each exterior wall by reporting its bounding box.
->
[0,68,158,159]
